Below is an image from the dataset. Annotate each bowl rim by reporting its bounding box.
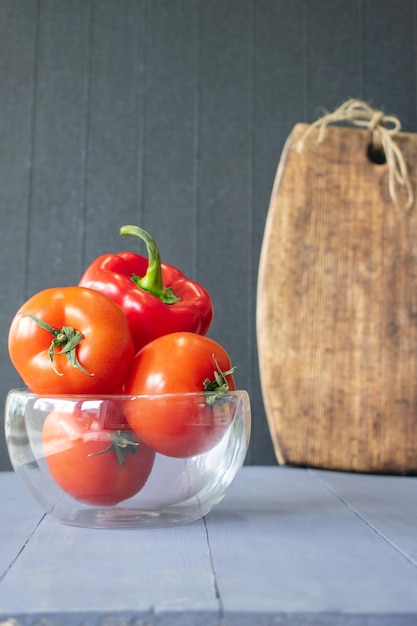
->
[6,387,250,401]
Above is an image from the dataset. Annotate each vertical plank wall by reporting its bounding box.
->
[0,0,416,469]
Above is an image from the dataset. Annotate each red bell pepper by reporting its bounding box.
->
[79,225,213,353]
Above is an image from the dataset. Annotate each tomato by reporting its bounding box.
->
[123,332,237,458]
[42,399,155,505]
[8,286,135,394]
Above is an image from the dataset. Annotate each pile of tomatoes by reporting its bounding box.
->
[8,227,237,506]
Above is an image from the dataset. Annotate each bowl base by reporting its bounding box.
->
[52,500,216,529]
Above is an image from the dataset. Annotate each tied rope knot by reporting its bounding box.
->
[369,110,385,134]
[295,99,414,210]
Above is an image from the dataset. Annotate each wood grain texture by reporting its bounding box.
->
[257,123,417,474]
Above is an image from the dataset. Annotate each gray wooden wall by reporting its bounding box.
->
[1,0,416,470]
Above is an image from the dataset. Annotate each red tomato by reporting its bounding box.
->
[8,287,134,394]
[42,399,155,505]
[123,332,237,458]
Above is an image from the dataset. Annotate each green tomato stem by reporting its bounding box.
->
[88,431,139,466]
[203,354,237,406]
[22,313,93,377]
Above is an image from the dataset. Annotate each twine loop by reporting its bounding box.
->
[295,99,414,210]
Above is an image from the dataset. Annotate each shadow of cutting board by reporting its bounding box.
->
[257,123,417,474]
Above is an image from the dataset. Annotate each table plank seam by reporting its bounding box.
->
[203,515,224,626]
[0,514,47,584]
[311,471,417,570]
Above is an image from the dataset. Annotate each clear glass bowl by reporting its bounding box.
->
[5,388,251,529]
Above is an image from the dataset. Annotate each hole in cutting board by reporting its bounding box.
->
[367,142,387,165]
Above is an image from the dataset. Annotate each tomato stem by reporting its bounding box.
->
[22,312,93,377]
[203,354,236,406]
[88,430,139,466]
[119,224,180,305]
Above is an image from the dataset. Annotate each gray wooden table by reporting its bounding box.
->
[1,466,417,626]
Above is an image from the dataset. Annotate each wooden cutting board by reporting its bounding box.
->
[257,122,417,474]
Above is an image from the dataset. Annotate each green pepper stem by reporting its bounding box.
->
[120,225,180,304]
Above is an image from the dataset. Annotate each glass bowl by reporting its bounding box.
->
[5,388,251,529]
